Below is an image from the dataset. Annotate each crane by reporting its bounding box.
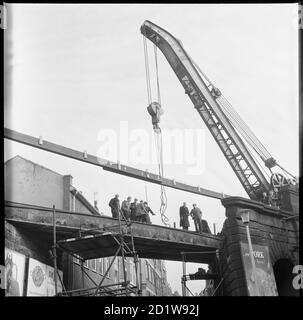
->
[141,20,298,202]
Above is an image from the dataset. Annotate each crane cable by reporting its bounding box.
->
[143,36,169,226]
[219,99,269,161]
[154,130,169,226]
[218,97,297,181]
[216,96,293,181]
[218,96,271,160]
[190,56,273,162]
[143,36,152,105]
[191,56,297,183]
[191,57,269,159]
[154,43,169,227]
[154,44,162,105]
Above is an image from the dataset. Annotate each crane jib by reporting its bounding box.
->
[141,20,271,200]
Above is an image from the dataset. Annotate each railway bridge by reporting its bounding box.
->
[5,201,220,264]
[5,193,299,296]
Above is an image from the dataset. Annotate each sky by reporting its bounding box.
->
[4,3,299,295]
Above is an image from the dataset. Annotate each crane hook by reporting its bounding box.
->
[147,102,164,132]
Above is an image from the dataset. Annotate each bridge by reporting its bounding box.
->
[5,195,299,296]
[5,201,221,264]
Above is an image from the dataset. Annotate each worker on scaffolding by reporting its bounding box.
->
[179,202,190,230]
[190,204,203,234]
[136,200,147,222]
[268,189,279,208]
[261,189,279,208]
[108,194,121,219]
[121,196,132,221]
[261,191,269,205]
[273,188,281,208]
[142,201,156,224]
[130,198,138,221]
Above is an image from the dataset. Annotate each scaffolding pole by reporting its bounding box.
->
[181,250,220,297]
[51,205,67,295]
[119,210,129,297]
[55,207,140,297]
[94,245,121,295]
[182,254,187,296]
[52,205,58,296]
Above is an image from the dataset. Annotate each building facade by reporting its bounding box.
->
[4,155,172,296]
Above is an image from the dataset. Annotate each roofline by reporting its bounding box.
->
[70,187,100,216]
[4,155,63,176]
[5,155,100,216]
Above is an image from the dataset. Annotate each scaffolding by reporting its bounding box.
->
[180,251,222,297]
[51,205,141,297]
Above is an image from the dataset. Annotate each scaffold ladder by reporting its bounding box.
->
[52,205,141,297]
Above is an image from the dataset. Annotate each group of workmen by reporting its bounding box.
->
[107,189,280,233]
[260,188,280,208]
[179,202,206,234]
[108,194,208,234]
[108,194,155,224]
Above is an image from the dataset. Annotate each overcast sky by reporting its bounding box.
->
[4,3,298,295]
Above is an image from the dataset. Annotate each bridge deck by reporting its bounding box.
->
[5,202,221,263]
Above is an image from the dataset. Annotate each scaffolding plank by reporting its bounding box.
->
[57,232,218,264]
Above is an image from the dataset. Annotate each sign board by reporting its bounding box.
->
[46,265,63,296]
[240,242,278,296]
[27,258,63,296]
[5,248,26,296]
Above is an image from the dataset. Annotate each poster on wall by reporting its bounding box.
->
[46,265,63,296]
[240,242,278,296]
[5,248,26,296]
[27,258,63,296]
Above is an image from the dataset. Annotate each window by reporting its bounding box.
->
[149,265,154,283]
[104,257,109,270]
[88,259,96,272]
[104,257,111,277]
[119,257,129,282]
[145,261,149,280]
[96,258,103,274]
[114,257,118,271]
[83,260,88,268]
[129,261,136,285]
[74,255,80,264]
[107,258,111,277]
[74,256,100,273]
[119,258,124,282]
[129,261,133,284]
